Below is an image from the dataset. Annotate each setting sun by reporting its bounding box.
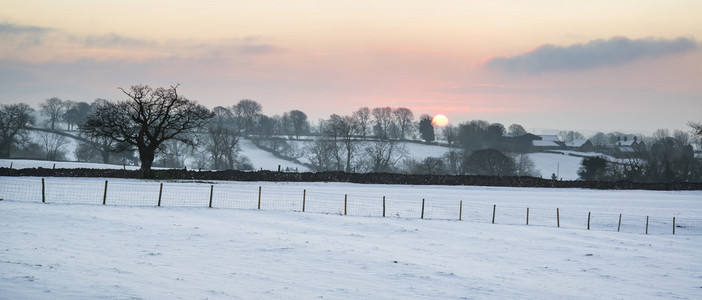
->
[432,114,449,127]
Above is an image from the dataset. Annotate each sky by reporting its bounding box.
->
[1,0,701,135]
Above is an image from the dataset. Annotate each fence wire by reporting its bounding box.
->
[1,177,700,235]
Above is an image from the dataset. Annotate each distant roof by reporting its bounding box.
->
[539,135,560,142]
[566,139,589,147]
[616,140,637,146]
[533,140,560,147]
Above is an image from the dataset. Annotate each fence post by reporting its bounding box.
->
[41,178,46,203]
[618,214,622,232]
[344,194,347,216]
[673,217,676,235]
[492,204,496,224]
[102,180,108,205]
[459,200,463,221]
[157,183,163,207]
[208,185,213,208]
[382,196,386,217]
[258,186,262,210]
[302,189,306,212]
[526,207,529,225]
[587,212,591,230]
[9,162,12,169]
[556,208,560,228]
[645,216,649,234]
[421,198,425,219]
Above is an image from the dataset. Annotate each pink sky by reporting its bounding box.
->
[1,0,701,134]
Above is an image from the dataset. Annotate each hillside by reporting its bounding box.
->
[15,130,586,179]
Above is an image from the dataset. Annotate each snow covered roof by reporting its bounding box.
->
[533,140,561,147]
[565,139,589,147]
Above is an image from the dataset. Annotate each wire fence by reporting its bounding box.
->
[2,177,700,235]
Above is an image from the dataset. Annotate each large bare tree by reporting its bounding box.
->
[83,84,212,177]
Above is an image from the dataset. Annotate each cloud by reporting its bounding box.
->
[82,33,157,48]
[0,22,53,35]
[239,44,281,55]
[0,22,54,46]
[484,36,699,73]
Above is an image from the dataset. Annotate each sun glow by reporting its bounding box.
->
[432,114,449,127]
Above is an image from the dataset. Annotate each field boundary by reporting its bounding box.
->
[1,167,702,190]
[2,177,700,235]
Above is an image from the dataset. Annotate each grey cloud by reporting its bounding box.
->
[0,22,53,35]
[0,22,54,46]
[82,33,157,48]
[239,44,281,55]
[484,36,699,73]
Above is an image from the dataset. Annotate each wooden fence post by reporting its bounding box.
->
[208,185,213,208]
[258,186,262,210]
[556,208,560,228]
[382,196,386,217]
[645,216,649,234]
[492,204,496,224]
[421,198,425,219]
[526,207,529,225]
[302,189,306,212]
[102,180,108,205]
[344,194,347,216]
[618,213,622,232]
[157,183,163,207]
[673,217,676,235]
[459,200,463,221]
[41,178,45,203]
[587,212,591,230]
[9,162,12,169]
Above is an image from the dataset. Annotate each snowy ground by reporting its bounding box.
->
[2,194,701,299]
[237,139,309,172]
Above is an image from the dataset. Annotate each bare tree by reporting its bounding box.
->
[353,107,371,138]
[392,107,414,140]
[0,103,35,158]
[305,137,337,171]
[362,139,406,172]
[233,99,262,135]
[443,124,457,146]
[38,131,69,160]
[40,97,66,130]
[689,121,702,136]
[205,106,240,170]
[83,84,212,177]
[371,107,393,138]
[324,114,359,172]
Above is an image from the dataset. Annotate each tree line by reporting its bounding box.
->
[2,84,701,181]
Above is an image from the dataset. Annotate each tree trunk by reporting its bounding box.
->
[0,143,10,159]
[139,148,156,178]
[100,150,110,164]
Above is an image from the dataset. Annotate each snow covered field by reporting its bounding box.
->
[2,185,701,299]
